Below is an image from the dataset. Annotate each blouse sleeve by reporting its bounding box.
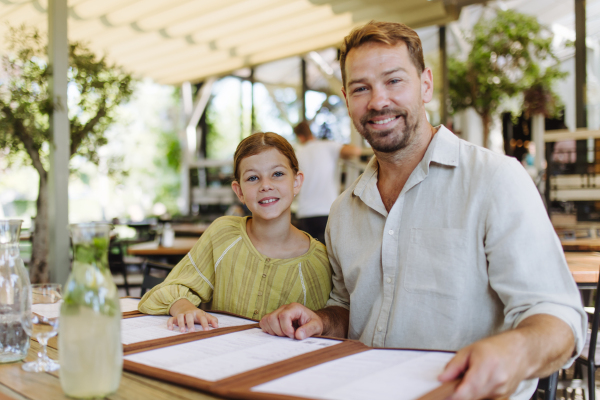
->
[138,227,216,315]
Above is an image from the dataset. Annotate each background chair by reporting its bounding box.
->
[575,268,600,400]
[108,240,129,296]
[531,373,558,400]
[140,260,174,296]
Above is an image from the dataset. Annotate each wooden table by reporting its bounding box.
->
[562,238,600,252]
[172,223,211,236]
[565,252,600,289]
[0,339,223,399]
[127,237,199,257]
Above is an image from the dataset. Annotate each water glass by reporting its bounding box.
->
[21,284,62,372]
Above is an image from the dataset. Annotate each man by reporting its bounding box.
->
[260,21,585,400]
[294,121,361,243]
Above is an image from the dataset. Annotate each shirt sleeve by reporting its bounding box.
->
[138,228,216,315]
[324,216,350,310]
[484,158,586,366]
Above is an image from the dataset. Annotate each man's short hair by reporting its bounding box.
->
[294,121,313,139]
[340,20,425,88]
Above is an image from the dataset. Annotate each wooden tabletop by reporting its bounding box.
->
[562,238,600,252]
[172,222,211,236]
[565,252,600,285]
[127,237,199,256]
[0,339,223,399]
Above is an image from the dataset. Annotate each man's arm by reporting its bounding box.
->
[439,314,575,400]
[339,144,362,159]
[260,303,349,340]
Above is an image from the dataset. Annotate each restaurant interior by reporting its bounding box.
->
[1,0,600,399]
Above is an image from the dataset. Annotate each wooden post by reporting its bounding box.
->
[47,0,70,285]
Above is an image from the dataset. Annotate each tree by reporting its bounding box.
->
[448,9,566,148]
[0,26,134,283]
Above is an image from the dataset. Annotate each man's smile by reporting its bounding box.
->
[370,116,399,125]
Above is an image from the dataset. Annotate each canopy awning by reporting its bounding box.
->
[0,0,482,85]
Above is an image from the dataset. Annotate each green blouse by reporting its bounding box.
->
[138,216,333,320]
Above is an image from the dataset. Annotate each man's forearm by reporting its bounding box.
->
[516,314,576,378]
[316,306,349,338]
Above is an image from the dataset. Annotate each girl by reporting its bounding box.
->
[138,132,333,332]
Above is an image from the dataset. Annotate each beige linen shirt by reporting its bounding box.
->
[325,126,586,400]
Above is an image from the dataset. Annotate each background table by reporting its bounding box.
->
[565,251,600,289]
[172,223,210,237]
[0,339,223,399]
[127,237,198,257]
[562,238,600,252]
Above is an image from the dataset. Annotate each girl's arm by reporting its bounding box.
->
[138,225,218,317]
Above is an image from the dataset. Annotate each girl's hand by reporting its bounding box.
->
[167,298,219,332]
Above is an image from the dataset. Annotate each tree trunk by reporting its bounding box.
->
[30,171,49,283]
[481,113,491,149]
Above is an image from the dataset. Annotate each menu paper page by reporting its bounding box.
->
[124,328,340,381]
[120,298,141,313]
[121,313,257,345]
[31,302,62,319]
[32,297,141,318]
[252,349,455,400]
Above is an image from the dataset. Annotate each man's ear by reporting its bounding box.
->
[231,181,245,204]
[342,86,350,116]
[293,171,304,196]
[421,67,434,103]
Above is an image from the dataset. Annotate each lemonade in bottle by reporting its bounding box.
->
[59,223,122,398]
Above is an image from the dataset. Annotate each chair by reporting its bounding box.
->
[531,373,558,400]
[575,269,600,400]
[108,240,129,296]
[140,260,174,296]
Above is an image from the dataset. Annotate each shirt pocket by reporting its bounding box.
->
[403,228,468,299]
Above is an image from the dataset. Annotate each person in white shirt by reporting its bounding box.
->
[260,20,585,400]
[294,121,361,242]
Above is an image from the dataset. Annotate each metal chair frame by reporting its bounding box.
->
[140,260,174,296]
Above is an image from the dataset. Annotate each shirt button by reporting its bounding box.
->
[388,230,394,235]
[386,277,392,284]
[377,326,383,332]
[265,258,270,262]
[253,310,258,315]
[258,291,262,296]
[262,274,267,278]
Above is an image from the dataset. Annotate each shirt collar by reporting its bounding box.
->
[353,125,459,198]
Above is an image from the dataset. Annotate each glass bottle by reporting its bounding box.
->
[59,223,122,398]
[0,219,31,363]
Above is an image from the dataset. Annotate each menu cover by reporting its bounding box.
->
[122,321,459,400]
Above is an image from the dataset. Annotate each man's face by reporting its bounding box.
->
[342,41,432,153]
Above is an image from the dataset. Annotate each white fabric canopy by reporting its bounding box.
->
[0,0,482,84]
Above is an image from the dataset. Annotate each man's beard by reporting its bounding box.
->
[356,109,418,153]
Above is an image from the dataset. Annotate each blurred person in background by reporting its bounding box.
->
[293,121,361,242]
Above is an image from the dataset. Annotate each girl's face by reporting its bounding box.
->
[231,148,303,222]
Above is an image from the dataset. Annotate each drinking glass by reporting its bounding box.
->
[21,284,62,372]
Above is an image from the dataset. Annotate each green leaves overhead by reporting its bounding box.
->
[448,9,566,120]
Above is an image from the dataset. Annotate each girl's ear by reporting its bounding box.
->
[293,171,304,196]
[231,181,245,204]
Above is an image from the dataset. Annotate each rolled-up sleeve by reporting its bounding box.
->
[484,159,586,366]
[138,229,216,315]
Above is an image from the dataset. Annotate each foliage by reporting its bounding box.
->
[153,128,182,214]
[0,25,134,168]
[448,10,566,145]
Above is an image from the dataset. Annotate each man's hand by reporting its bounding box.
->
[438,331,528,400]
[167,298,219,332]
[260,303,324,340]
[260,303,349,340]
[438,314,575,400]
